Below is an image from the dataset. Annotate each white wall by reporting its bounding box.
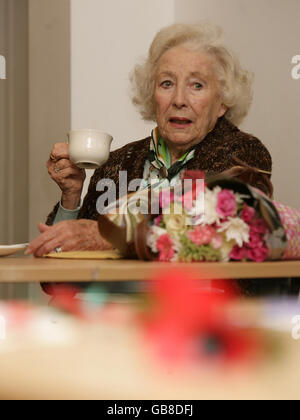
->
[175,0,300,208]
[71,0,175,195]
[71,0,174,147]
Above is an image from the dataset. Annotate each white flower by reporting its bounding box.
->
[164,214,187,236]
[192,186,221,225]
[146,225,168,253]
[217,217,250,247]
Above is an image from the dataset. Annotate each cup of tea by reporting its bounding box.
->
[68,129,113,169]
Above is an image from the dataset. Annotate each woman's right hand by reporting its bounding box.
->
[47,143,86,209]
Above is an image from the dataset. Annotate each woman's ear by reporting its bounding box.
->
[218,103,227,118]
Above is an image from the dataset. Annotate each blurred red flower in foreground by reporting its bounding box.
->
[143,269,262,365]
[48,285,84,318]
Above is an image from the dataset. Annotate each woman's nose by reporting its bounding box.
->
[172,85,187,108]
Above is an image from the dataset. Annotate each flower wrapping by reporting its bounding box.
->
[273,201,300,260]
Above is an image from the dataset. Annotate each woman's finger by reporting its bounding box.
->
[38,223,52,234]
[33,237,64,257]
[51,159,79,172]
[28,221,78,257]
[50,143,70,161]
[52,167,85,183]
[26,224,62,255]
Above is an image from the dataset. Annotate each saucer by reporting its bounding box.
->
[0,244,29,257]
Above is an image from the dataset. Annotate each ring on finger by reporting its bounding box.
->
[54,166,60,174]
[54,247,63,253]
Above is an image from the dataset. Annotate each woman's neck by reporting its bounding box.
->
[169,147,188,165]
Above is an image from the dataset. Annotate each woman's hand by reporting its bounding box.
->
[26,220,113,257]
[47,143,86,209]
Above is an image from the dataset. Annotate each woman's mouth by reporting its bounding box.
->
[169,117,192,127]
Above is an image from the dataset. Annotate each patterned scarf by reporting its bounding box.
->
[143,127,195,188]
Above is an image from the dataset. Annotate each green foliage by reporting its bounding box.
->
[178,234,222,262]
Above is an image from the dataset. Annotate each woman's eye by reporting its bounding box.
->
[160,80,173,88]
[193,82,203,90]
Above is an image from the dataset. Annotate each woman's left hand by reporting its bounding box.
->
[26,220,113,257]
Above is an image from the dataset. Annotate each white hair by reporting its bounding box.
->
[131,23,253,126]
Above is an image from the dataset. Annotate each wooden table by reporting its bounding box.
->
[0,256,300,283]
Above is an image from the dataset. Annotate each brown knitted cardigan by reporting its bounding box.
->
[46,117,272,226]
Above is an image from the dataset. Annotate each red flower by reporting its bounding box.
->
[216,189,237,218]
[144,269,261,366]
[229,245,248,260]
[250,218,269,234]
[49,285,83,317]
[247,246,269,262]
[240,204,256,223]
[156,233,174,262]
[247,231,264,249]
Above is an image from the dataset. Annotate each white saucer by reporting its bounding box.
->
[0,244,29,257]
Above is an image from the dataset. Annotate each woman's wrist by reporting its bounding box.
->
[61,192,82,210]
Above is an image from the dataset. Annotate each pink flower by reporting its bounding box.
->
[156,233,174,262]
[159,190,174,209]
[187,225,215,246]
[247,231,264,249]
[247,246,269,262]
[210,234,223,249]
[240,204,256,223]
[154,214,163,226]
[182,189,194,211]
[216,190,237,218]
[249,218,269,234]
[230,245,248,261]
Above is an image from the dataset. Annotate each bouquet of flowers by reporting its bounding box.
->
[98,170,300,262]
[144,171,286,263]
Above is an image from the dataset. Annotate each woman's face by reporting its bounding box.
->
[154,46,227,154]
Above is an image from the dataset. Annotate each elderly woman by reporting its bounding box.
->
[27,23,272,257]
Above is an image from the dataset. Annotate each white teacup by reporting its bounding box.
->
[68,129,113,169]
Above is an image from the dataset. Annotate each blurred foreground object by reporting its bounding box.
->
[142,268,264,367]
[0,288,300,398]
